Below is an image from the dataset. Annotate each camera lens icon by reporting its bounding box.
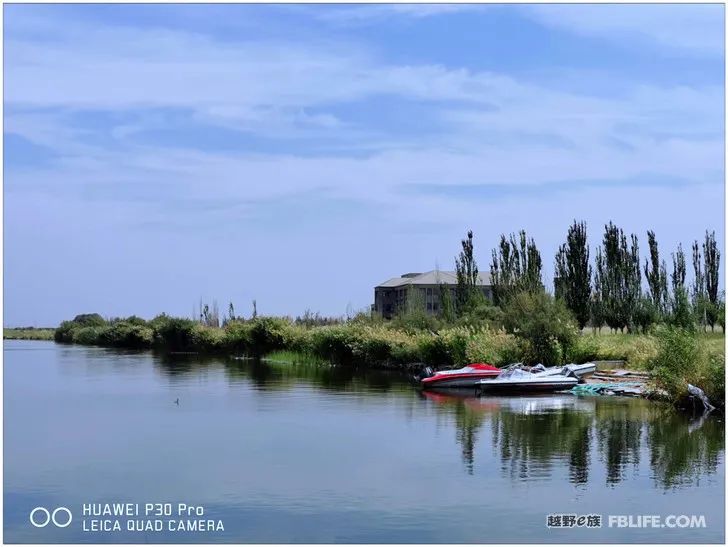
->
[30,507,72,528]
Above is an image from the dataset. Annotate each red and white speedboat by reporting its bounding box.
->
[416,363,501,389]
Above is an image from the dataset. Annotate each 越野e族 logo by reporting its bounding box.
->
[30,507,73,528]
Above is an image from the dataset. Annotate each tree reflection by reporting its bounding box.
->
[427,393,723,490]
[595,404,643,485]
[151,351,723,489]
[491,400,593,484]
[648,408,724,489]
[453,401,484,474]
[152,351,407,395]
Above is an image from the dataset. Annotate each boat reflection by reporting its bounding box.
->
[150,352,723,489]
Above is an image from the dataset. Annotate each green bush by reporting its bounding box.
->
[55,313,108,343]
[248,317,292,355]
[101,322,154,348]
[73,326,105,345]
[502,291,578,365]
[697,353,726,404]
[455,302,504,330]
[71,313,107,327]
[649,327,725,405]
[224,320,252,353]
[191,325,226,353]
[54,321,77,343]
[308,326,357,364]
[465,329,519,366]
[121,315,148,327]
[417,328,469,366]
[153,317,199,352]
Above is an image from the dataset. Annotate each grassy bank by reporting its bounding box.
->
[52,313,724,407]
[4,328,55,340]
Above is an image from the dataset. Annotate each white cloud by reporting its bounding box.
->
[5,11,723,218]
[314,4,487,24]
[4,6,725,323]
[523,4,724,55]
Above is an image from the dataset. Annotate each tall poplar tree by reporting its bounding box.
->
[591,247,606,331]
[644,230,668,315]
[554,220,591,329]
[669,244,693,329]
[703,230,721,331]
[455,230,480,314]
[490,230,543,306]
[598,222,641,332]
[692,240,707,329]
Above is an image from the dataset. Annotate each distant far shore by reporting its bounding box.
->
[4,327,55,340]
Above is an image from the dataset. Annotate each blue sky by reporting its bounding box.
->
[4,4,725,326]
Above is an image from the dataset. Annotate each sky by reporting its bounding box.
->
[4,3,725,326]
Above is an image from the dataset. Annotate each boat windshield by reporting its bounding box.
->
[497,367,533,380]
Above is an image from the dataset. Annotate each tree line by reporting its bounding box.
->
[453,221,723,333]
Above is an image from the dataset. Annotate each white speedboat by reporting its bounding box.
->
[535,362,596,379]
[476,367,578,394]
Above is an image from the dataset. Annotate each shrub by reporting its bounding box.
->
[73,326,105,345]
[55,313,108,343]
[308,326,357,364]
[465,328,520,367]
[502,291,578,365]
[54,321,77,343]
[224,320,252,353]
[191,325,226,353]
[417,328,469,366]
[455,302,504,330]
[100,322,154,348]
[649,327,703,402]
[121,315,148,327]
[153,317,199,352]
[389,310,441,334]
[71,313,107,327]
[248,317,292,355]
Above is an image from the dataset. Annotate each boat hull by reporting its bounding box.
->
[419,363,501,390]
[476,378,578,394]
[421,374,499,389]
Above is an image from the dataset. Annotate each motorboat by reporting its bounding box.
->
[533,362,596,379]
[415,363,501,389]
[421,390,596,414]
[475,366,578,394]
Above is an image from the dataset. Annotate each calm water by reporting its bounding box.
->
[4,340,725,543]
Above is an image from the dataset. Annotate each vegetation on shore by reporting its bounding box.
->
[51,311,724,404]
[48,220,726,409]
[4,327,55,340]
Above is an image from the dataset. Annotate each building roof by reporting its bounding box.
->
[376,270,491,288]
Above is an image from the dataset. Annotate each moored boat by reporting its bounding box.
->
[416,363,501,389]
[536,362,597,379]
[475,367,578,394]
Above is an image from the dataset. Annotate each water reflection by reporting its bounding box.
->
[422,388,723,490]
[149,352,725,489]
[5,342,725,543]
[648,408,724,489]
[596,403,642,485]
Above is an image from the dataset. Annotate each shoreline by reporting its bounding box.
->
[6,333,723,414]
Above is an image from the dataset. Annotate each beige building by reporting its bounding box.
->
[373,270,493,319]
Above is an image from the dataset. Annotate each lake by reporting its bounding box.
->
[4,340,725,543]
